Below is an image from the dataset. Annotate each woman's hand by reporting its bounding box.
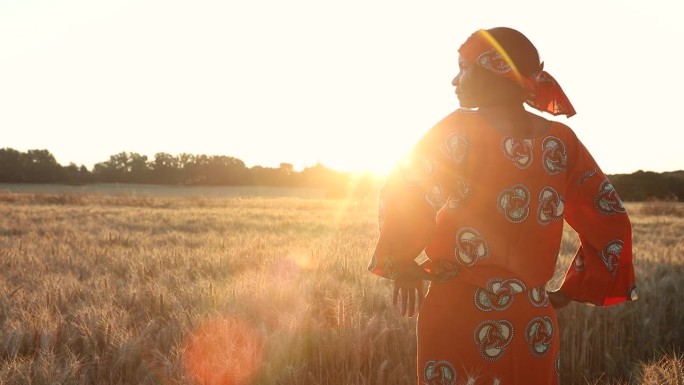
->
[548,290,571,309]
[392,262,434,318]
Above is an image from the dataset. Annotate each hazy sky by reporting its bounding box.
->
[1,0,682,174]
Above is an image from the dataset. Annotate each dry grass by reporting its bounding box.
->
[0,191,682,384]
[634,196,684,218]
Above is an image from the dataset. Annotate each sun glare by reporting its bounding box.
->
[320,140,406,177]
[333,157,395,176]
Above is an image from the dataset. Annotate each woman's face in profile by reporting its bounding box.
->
[453,55,488,108]
[452,55,520,108]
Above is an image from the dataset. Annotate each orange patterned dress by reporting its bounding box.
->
[368,109,637,385]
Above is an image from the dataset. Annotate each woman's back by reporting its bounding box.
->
[427,108,574,288]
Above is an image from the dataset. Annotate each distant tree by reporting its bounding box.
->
[92,152,129,182]
[175,153,196,184]
[279,163,294,174]
[92,161,116,183]
[21,149,61,183]
[151,152,180,184]
[59,163,92,184]
[0,148,23,182]
[128,153,150,183]
[250,166,273,186]
[251,165,294,186]
[91,152,151,183]
[610,170,684,201]
[181,154,209,185]
[203,155,248,185]
[299,163,350,198]
[62,163,80,184]
[78,165,93,183]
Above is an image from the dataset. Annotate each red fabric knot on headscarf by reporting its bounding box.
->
[459,29,577,117]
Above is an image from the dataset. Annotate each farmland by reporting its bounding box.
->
[0,186,682,384]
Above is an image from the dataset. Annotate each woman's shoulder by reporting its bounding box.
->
[431,108,481,132]
[548,119,580,142]
[413,109,477,151]
[449,107,481,121]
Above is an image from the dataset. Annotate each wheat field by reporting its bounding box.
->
[0,190,682,385]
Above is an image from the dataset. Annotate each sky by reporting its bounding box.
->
[1,0,683,175]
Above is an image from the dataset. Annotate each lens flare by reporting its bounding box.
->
[183,317,263,385]
[476,29,526,88]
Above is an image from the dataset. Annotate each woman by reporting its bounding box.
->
[368,27,637,385]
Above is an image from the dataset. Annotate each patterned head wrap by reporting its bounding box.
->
[458,28,576,117]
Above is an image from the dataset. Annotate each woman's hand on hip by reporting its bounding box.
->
[392,262,434,318]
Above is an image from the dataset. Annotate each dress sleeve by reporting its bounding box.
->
[367,111,465,280]
[560,132,637,306]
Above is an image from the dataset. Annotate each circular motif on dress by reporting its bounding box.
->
[475,278,526,312]
[424,360,457,385]
[526,316,554,358]
[528,285,550,307]
[447,178,469,209]
[502,138,534,169]
[399,156,435,186]
[432,260,461,282]
[594,180,626,215]
[541,136,567,175]
[555,353,561,377]
[537,186,565,225]
[497,184,530,223]
[441,132,469,164]
[628,285,639,301]
[454,227,490,267]
[600,239,623,276]
[425,184,446,211]
[477,50,512,74]
[578,169,597,185]
[474,320,514,361]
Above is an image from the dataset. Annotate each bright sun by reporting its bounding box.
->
[317,132,416,176]
[333,156,396,176]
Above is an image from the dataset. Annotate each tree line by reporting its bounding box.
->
[610,170,684,202]
[0,147,682,201]
[0,148,359,198]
